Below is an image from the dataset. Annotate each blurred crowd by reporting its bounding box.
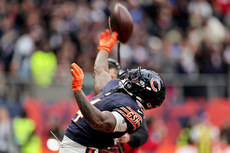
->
[1,0,230,153]
[0,0,230,89]
[1,103,230,153]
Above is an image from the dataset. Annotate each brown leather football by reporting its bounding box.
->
[109,3,134,43]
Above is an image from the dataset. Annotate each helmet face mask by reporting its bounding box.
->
[120,67,141,82]
[119,67,166,110]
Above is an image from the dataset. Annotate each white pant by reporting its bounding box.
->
[59,135,99,153]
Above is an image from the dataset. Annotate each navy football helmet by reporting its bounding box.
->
[119,67,166,109]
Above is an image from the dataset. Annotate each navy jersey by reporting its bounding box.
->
[64,79,144,149]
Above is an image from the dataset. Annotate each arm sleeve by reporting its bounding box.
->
[128,118,149,148]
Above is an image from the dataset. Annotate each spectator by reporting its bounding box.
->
[190,113,220,153]
[31,47,57,87]
[0,18,17,74]
[175,118,198,153]
[13,109,42,153]
[0,107,17,153]
[11,26,43,81]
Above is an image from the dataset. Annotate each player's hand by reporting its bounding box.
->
[98,29,118,53]
[70,63,84,91]
[118,133,131,144]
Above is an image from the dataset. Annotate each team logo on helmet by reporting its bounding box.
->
[150,78,161,92]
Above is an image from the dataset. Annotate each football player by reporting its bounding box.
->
[88,58,149,153]
[59,29,166,153]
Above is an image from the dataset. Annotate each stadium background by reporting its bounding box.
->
[1,0,230,153]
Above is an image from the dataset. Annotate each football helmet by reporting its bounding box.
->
[108,58,124,77]
[108,58,120,70]
[119,67,166,109]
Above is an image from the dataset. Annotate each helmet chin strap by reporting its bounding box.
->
[119,80,145,110]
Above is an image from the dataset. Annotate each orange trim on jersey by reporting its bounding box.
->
[120,107,142,128]
[127,106,142,127]
[127,106,143,122]
[73,110,83,123]
[90,98,101,105]
[120,107,140,127]
[120,107,130,114]
[115,109,137,131]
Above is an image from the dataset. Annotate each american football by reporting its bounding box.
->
[109,3,133,43]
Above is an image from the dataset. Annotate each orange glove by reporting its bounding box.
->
[98,29,118,53]
[70,63,84,91]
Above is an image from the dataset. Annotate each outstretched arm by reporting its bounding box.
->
[94,29,118,94]
[71,63,116,133]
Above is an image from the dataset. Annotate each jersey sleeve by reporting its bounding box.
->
[114,106,143,133]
